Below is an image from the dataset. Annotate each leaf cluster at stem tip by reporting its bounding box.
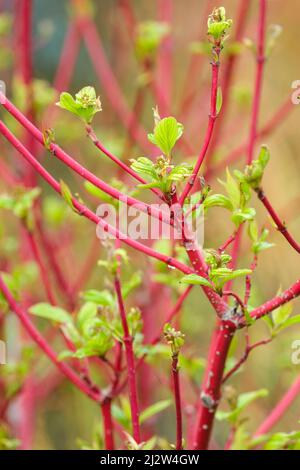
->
[207,6,232,46]
[56,86,102,124]
[130,109,192,195]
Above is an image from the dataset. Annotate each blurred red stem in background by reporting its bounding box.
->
[114,275,141,444]
[256,188,300,254]
[247,0,267,165]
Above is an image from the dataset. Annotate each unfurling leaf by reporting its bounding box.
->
[180,274,213,289]
[56,86,101,124]
[164,323,185,355]
[60,180,79,214]
[139,400,172,424]
[207,7,232,43]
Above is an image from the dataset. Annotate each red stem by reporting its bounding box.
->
[247,0,267,165]
[179,53,220,205]
[242,279,300,325]
[101,398,115,450]
[114,275,141,444]
[86,125,162,199]
[192,320,236,449]
[222,338,272,384]
[206,0,250,169]
[256,188,300,254]
[254,376,300,437]
[172,354,183,450]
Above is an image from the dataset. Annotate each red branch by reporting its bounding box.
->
[172,354,183,450]
[254,376,300,437]
[179,51,220,205]
[114,275,141,444]
[192,320,235,449]
[247,0,267,165]
[256,188,300,254]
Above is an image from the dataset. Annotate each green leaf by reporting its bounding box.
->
[56,87,102,124]
[81,289,114,307]
[0,188,41,222]
[207,7,232,42]
[72,331,113,358]
[56,92,78,114]
[29,303,72,325]
[216,87,223,115]
[217,389,268,424]
[130,157,158,181]
[77,302,98,332]
[275,315,300,334]
[253,228,274,254]
[210,268,252,289]
[60,180,79,214]
[221,168,241,209]
[264,431,300,451]
[248,220,259,242]
[272,302,293,327]
[258,145,270,169]
[0,194,14,211]
[180,274,213,288]
[0,272,18,312]
[140,400,172,424]
[122,272,142,299]
[43,196,67,228]
[135,21,170,60]
[232,207,256,226]
[203,194,233,211]
[13,188,41,220]
[167,163,192,183]
[148,117,183,157]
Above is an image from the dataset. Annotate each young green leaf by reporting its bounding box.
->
[148,116,183,157]
[29,303,73,325]
[203,194,233,211]
[60,180,79,214]
[217,389,268,425]
[81,289,114,307]
[139,400,172,424]
[56,86,102,124]
[180,274,213,289]
[264,431,300,451]
[207,7,232,43]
